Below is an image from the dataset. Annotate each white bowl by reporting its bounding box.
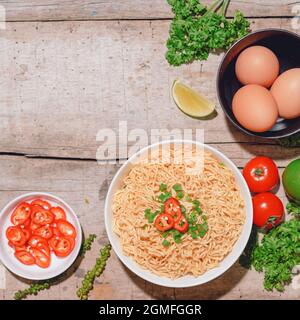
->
[105,140,253,288]
[0,192,82,280]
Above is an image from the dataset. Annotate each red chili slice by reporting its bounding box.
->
[31,199,51,210]
[37,242,50,257]
[33,225,53,239]
[21,228,31,241]
[14,245,29,252]
[6,226,27,247]
[154,213,174,232]
[174,216,189,233]
[49,236,73,258]
[11,202,31,226]
[14,251,35,265]
[50,207,66,221]
[30,248,51,268]
[56,219,77,238]
[28,235,48,247]
[164,197,182,222]
[29,220,40,231]
[31,205,54,225]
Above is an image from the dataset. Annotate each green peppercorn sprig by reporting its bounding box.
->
[80,234,97,255]
[77,244,111,300]
[14,282,51,300]
[13,233,98,300]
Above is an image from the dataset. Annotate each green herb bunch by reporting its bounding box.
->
[287,202,300,217]
[166,0,250,66]
[251,219,300,292]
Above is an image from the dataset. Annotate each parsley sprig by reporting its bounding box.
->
[251,219,300,292]
[286,202,300,217]
[166,0,250,66]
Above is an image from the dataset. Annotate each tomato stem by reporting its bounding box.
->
[254,168,263,176]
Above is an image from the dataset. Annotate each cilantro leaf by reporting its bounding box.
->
[144,209,159,223]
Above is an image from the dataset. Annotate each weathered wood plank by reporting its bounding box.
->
[0,0,298,21]
[0,156,297,300]
[0,18,298,161]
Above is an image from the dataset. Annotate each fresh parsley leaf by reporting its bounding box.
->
[159,183,168,192]
[166,0,250,66]
[162,230,171,238]
[192,200,200,208]
[172,230,183,244]
[144,209,159,223]
[176,191,184,200]
[251,219,300,292]
[158,192,171,203]
[162,240,171,247]
[286,202,300,217]
[187,212,198,225]
[172,183,183,192]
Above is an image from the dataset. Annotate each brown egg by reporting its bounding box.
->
[235,46,280,88]
[232,85,278,132]
[271,68,300,119]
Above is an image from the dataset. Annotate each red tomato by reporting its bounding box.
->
[164,197,182,222]
[37,242,50,257]
[28,235,48,247]
[243,157,279,193]
[31,205,54,225]
[6,226,27,246]
[154,213,174,232]
[56,219,77,238]
[31,199,51,210]
[33,225,53,239]
[31,248,51,268]
[174,216,189,233]
[11,202,31,226]
[50,207,66,221]
[14,251,35,265]
[252,192,284,230]
[49,236,73,258]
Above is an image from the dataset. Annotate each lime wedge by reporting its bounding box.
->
[172,80,216,119]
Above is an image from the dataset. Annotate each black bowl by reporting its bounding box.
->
[217,29,300,139]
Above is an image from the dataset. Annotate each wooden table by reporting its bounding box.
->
[0,0,299,300]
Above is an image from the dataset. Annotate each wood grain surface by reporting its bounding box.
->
[0,0,299,21]
[0,0,299,300]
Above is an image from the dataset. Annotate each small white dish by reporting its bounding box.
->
[0,192,82,280]
[105,140,253,288]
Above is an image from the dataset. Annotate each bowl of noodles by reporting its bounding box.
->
[105,140,252,288]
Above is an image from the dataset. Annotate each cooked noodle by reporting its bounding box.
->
[112,147,245,279]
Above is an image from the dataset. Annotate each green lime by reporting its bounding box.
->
[283,158,300,204]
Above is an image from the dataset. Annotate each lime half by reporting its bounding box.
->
[172,80,216,119]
